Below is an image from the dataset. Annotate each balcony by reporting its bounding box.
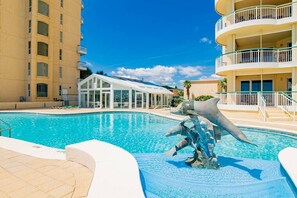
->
[81,1,84,9]
[77,61,87,71]
[216,47,296,73]
[216,3,293,39]
[81,17,84,25]
[77,45,87,55]
[81,33,84,40]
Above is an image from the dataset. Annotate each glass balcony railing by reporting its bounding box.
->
[81,1,84,9]
[77,61,87,70]
[77,45,87,55]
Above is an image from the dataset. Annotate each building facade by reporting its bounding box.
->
[0,0,86,102]
[184,79,222,99]
[215,0,297,105]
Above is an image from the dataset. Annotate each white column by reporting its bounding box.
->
[142,93,144,108]
[87,81,89,108]
[93,89,95,108]
[293,67,297,101]
[129,89,132,109]
[78,88,81,107]
[110,85,114,109]
[99,90,102,109]
[154,94,157,107]
[161,94,163,106]
[146,93,149,109]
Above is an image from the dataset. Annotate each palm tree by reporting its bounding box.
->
[183,80,192,100]
[219,78,227,92]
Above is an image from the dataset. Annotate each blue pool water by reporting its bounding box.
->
[0,112,296,197]
[0,112,296,161]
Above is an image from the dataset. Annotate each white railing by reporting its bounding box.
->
[216,3,292,32]
[278,92,296,121]
[258,92,267,121]
[216,47,295,69]
[0,119,11,138]
[216,92,258,106]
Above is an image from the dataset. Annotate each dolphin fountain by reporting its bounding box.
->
[165,98,256,169]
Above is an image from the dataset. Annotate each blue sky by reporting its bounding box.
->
[81,0,221,87]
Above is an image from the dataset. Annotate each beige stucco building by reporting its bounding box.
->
[215,0,297,120]
[0,0,86,102]
[184,79,222,99]
[215,0,297,95]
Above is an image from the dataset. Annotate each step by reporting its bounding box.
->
[267,116,293,121]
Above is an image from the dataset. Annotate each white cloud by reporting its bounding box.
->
[111,65,203,84]
[177,66,203,78]
[200,37,212,44]
[111,65,206,85]
[111,65,177,84]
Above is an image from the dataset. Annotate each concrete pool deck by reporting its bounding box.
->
[0,147,92,198]
[0,107,297,197]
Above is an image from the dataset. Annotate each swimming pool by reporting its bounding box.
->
[0,112,296,197]
[0,112,296,161]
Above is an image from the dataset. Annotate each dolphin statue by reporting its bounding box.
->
[171,98,256,146]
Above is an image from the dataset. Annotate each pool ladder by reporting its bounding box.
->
[0,119,11,138]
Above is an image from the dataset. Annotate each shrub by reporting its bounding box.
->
[195,95,214,101]
[171,97,184,107]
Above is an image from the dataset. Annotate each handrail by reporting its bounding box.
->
[216,3,293,32]
[0,119,12,138]
[258,92,267,121]
[216,47,296,68]
[279,92,296,121]
[216,91,297,94]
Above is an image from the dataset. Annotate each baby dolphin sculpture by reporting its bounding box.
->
[171,98,256,146]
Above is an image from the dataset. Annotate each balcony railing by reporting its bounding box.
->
[77,61,87,70]
[81,1,84,9]
[77,45,87,55]
[81,17,84,25]
[216,91,297,106]
[216,47,296,69]
[81,33,84,40]
[216,3,292,33]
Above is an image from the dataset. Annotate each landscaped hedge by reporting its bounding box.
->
[194,95,214,101]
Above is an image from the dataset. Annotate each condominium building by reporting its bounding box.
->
[215,0,297,108]
[0,0,86,102]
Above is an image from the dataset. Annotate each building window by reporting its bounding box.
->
[59,85,62,96]
[28,41,31,54]
[37,62,48,77]
[37,21,49,36]
[59,49,62,60]
[28,20,31,33]
[59,67,62,78]
[29,0,32,12]
[37,42,48,56]
[37,83,48,97]
[60,31,63,42]
[60,0,63,7]
[28,84,31,97]
[28,62,31,76]
[38,0,49,16]
[60,14,63,25]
